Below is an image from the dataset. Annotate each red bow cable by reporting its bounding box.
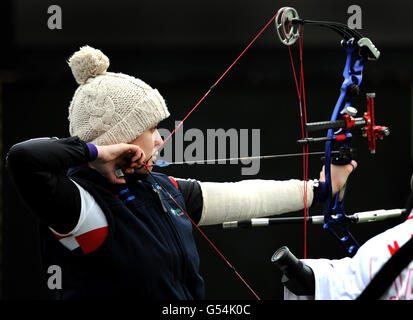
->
[287,25,309,258]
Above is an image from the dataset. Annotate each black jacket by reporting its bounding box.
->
[7,137,205,299]
[42,166,205,299]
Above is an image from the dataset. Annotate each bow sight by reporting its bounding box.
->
[298,93,390,154]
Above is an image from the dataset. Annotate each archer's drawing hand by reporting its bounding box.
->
[89,144,145,184]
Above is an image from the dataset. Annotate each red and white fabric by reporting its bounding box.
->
[285,210,413,300]
[49,179,108,254]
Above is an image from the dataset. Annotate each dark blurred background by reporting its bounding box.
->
[0,0,412,300]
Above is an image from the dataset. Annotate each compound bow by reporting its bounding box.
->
[273,7,389,256]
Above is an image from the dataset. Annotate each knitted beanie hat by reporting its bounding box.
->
[67,46,170,146]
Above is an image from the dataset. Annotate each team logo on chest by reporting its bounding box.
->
[153,182,184,218]
[170,208,184,216]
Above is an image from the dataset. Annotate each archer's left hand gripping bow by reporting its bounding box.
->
[276,7,389,256]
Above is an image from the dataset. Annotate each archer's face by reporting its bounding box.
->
[129,125,163,173]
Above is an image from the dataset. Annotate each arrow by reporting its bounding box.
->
[153,150,339,167]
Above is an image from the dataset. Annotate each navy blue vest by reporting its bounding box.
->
[40,165,205,299]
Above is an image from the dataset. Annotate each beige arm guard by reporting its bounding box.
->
[198,179,314,226]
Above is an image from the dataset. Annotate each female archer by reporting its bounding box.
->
[6,46,356,299]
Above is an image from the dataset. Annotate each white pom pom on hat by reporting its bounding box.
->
[67,45,170,145]
[68,46,110,85]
